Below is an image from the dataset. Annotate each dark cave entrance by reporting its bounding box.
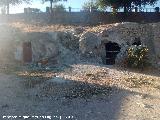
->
[132,37,142,46]
[105,42,121,65]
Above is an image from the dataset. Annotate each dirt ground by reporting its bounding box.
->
[0,63,160,120]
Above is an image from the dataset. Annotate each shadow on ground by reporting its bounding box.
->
[15,74,157,120]
[0,61,159,120]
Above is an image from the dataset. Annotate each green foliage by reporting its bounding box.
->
[0,0,30,5]
[42,0,67,13]
[0,0,31,14]
[96,0,158,12]
[42,0,65,4]
[53,4,66,12]
[82,0,98,11]
[126,45,149,69]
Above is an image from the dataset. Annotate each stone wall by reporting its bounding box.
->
[1,12,160,24]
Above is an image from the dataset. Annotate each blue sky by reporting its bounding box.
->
[10,0,88,13]
[10,0,160,14]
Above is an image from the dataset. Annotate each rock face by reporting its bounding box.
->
[57,32,79,50]
[49,31,81,64]
[0,28,60,64]
[99,22,148,45]
[98,22,159,65]
[115,45,129,66]
[79,32,101,56]
[152,23,160,65]
[79,32,103,64]
[0,22,160,66]
[27,32,59,63]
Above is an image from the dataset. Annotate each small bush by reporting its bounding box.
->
[53,4,66,12]
[126,45,149,69]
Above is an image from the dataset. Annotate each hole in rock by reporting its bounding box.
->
[105,42,121,65]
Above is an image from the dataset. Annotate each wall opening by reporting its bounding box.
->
[23,42,32,63]
[132,37,141,46]
[105,42,121,65]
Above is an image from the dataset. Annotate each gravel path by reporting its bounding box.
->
[0,64,160,120]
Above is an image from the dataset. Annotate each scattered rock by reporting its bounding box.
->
[72,27,85,35]
[64,83,112,99]
[47,76,70,84]
[144,104,153,109]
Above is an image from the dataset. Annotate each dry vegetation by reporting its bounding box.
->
[9,22,115,33]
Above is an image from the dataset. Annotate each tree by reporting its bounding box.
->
[96,0,158,12]
[42,0,67,13]
[0,0,31,14]
[53,4,66,12]
[82,0,98,12]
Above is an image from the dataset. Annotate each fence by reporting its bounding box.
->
[48,7,159,13]
[1,11,160,24]
[17,7,160,14]
[1,7,160,24]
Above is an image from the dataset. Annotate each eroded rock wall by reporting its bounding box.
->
[98,22,158,64]
[0,22,159,66]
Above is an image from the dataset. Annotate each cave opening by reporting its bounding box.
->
[132,37,142,46]
[105,42,121,65]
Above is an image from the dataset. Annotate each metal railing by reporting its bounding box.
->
[46,7,160,13]
[1,7,160,15]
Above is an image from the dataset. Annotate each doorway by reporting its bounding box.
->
[105,42,121,65]
[23,42,32,63]
[132,37,141,46]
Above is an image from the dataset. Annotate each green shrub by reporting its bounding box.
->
[53,4,66,12]
[126,45,149,69]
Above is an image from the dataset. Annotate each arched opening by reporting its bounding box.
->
[132,37,141,46]
[105,42,121,65]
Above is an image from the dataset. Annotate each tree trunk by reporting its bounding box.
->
[49,0,54,23]
[50,1,53,13]
[7,2,9,14]
[124,4,127,12]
